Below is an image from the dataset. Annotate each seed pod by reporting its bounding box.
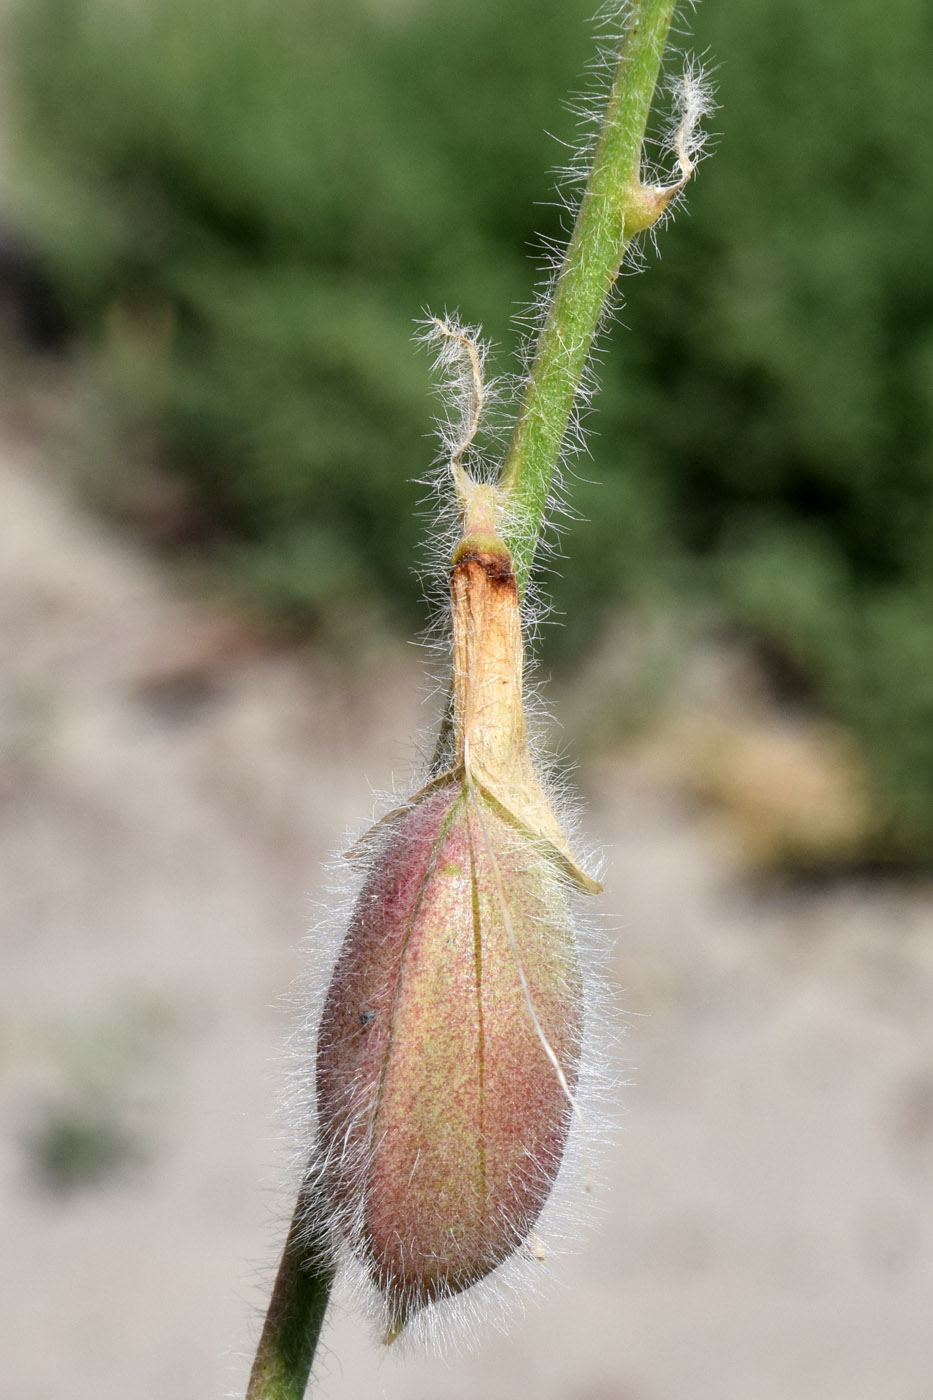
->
[315,476,599,1337]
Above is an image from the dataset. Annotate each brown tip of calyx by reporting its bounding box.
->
[451,535,513,579]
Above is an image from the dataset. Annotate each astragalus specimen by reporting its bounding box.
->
[247,3,710,1395]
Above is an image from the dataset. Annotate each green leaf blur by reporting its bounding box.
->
[9,0,933,857]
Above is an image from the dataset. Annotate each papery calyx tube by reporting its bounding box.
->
[314,440,600,1339]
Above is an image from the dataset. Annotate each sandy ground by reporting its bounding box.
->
[2,424,933,1400]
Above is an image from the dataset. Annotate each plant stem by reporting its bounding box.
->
[499,0,679,591]
[246,1180,335,1400]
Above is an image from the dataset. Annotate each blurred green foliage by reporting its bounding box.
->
[9,0,933,857]
[23,998,171,1194]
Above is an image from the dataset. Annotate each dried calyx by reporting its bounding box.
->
[315,466,599,1339]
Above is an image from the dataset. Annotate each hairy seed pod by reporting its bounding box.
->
[315,477,598,1337]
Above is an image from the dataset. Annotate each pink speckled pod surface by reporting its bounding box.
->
[315,778,582,1331]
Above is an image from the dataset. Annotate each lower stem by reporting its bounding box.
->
[246,1178,335,1400]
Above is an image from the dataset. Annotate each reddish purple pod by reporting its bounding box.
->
[315,779,582,1334]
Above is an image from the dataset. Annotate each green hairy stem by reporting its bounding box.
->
[500,0,679,591]
[246,1186,334,1400]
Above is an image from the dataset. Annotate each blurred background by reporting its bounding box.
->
[1,0,932,1396]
